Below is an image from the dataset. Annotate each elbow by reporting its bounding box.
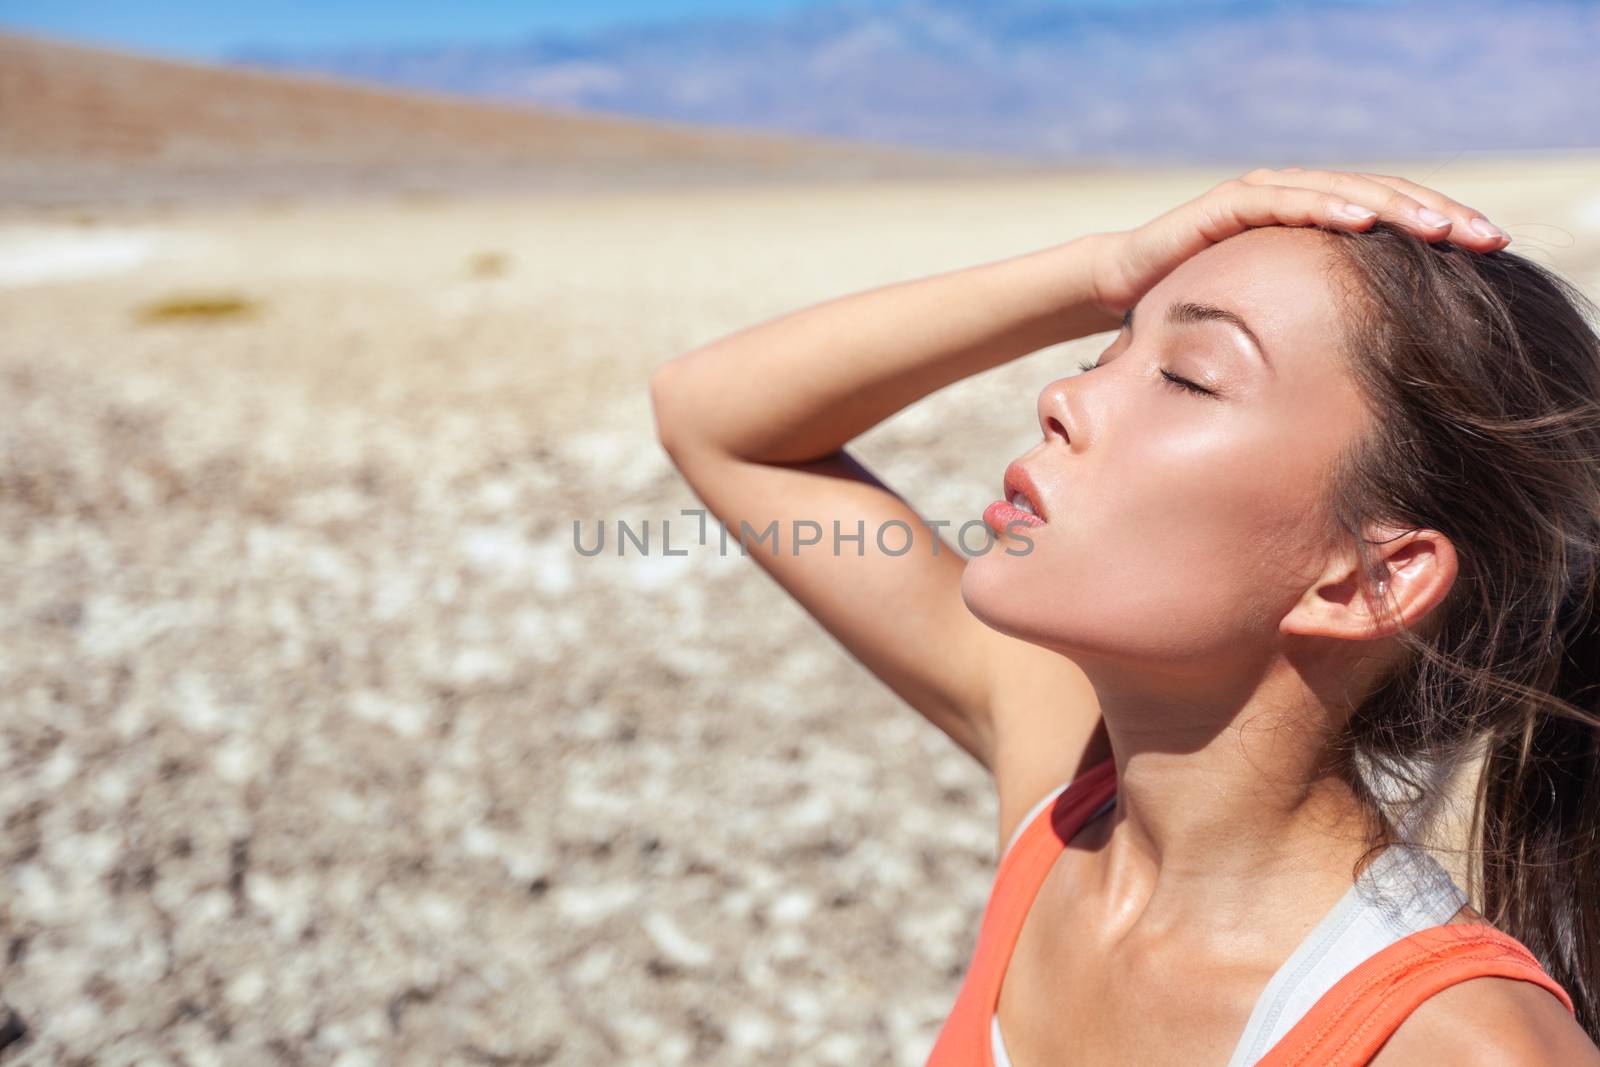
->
[651,349,741,466]
[648,356,692,462]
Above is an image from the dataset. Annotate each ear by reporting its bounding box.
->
[1280,524,1458,641]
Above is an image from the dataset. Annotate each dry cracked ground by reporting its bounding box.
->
[2,158,1597,1066]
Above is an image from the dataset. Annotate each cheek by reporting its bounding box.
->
[961,429,1330,659]
[1112,412,1330,568]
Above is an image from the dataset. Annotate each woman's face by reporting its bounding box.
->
[962,227,1373,672]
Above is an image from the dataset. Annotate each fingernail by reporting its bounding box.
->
[1333,203,1377,222]
[1469,217,1510,242]
[1416,207,1452,229]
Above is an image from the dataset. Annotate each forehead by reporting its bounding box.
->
[1142,227,1349,377]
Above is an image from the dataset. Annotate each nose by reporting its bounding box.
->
[1036,376,1077,448]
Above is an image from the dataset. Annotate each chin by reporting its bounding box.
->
[959,550,1049,643]
[960,545,1121,663]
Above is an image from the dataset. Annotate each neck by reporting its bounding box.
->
[1081,657,1380,942]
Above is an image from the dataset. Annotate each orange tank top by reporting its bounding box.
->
[923,756,1576,1066]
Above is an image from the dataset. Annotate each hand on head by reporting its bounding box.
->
[1089,166,1511,318]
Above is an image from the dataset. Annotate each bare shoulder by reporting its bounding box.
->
[1370,975,1600,1066]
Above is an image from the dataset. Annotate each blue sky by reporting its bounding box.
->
[0,0,848,59]
[0,0,1227,60]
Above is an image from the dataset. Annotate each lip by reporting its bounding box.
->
[984,499,1045,536]
[1002,460,1048,523]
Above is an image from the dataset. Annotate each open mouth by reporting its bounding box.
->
[1002,461,1048,523]
[983,460,1048,536]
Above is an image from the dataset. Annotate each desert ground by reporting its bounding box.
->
[2,148,1599,1066]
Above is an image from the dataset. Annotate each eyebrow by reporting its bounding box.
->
[1123,301,1275,376]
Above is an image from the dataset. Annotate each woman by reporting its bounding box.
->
[648,167,1600,1064]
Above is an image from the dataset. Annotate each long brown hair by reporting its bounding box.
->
[1311,220,1600,1040]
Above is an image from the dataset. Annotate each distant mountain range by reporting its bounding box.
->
[226,0,1600,164]
[2,32,1017,208]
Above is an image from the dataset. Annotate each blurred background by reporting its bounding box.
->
[0,1,1597,1064]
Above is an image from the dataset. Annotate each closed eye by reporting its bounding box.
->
[1160,369,1216,397]
[1081,356,1216,398]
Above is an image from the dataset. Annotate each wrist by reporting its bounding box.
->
[1035,231,1126,340]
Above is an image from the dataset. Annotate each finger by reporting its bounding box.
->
[1351,170,1510,245]
[1239,167,1508,248]
[1238,167,1445,236]
[1192,179,1389,240]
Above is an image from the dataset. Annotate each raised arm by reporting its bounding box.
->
[648,231,1121,805]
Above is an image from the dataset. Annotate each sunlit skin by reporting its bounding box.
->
[653,167,1599,1064]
